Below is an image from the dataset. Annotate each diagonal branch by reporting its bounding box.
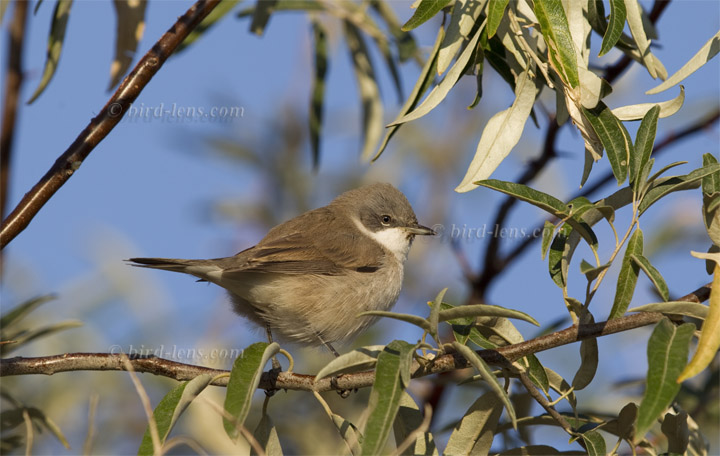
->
[0,0,221,249]
[1,282,710,392]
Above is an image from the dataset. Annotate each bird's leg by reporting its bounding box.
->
[265,325,281,371]
[316,333,352,398]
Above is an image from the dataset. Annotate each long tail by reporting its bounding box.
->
[127,257,222,280]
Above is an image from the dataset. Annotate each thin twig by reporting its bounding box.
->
[0,0,221,249]
[1,283,710,392]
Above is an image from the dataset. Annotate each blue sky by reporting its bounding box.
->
[1,0,719,452]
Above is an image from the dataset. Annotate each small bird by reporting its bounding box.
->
[128,183,435,356]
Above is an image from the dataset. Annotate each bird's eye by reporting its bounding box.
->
[381,215,392,225]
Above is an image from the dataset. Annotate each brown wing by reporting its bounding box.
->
[222,207,385,276]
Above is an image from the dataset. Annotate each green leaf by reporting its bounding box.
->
[178,0,240,53]
[108,0,147,90]
[401,0,452,31]
[249,0,277,35]
[647,30,720,94]
[331,414,363,456]
[474,180,597,246]
[309,19,328,170]
[371,0,418,62]
[613,87,683,121]
[580,260,610,283]
[374,25,443,161]
[631,104,660,192]
[393,391,438,456]
[428,288,448,339]
[487,0,509,38]
[358,310,431,331]
[438,304,539,326]
[437,0,484,74]
[661,411,689,455]
[344,21,383,161]
[549,224,572,288]
[361,340,417,456]
[251,410,283,456]
[598,0,626,56]
[623,0,666,79]
[702,154,720,245]
[391,23,484,126]
[541,220,555,261]
[452,342,517,428]
[634,318,694,442]
[628,301,709,320]
[456,66,539,192]
[533,0,579,88]
[581,430,606,456]
[315,345,384,380]
[545,367,577,410]
[640,163,720,215]
[572,316,599,390]
[2,320,83,355]
[0,295,55,329]
[524,354,549,394]
[28,0,73,104]
[138,374,213,456]
[702,153,720,194]
[445,391,503,455]
[630,254,670,301]
[609,228,644,319]
[582,102,634,185]
[223,342,280,439]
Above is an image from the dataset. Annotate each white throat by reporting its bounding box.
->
[353,218,412,262]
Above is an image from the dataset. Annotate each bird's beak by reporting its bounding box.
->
[406,224,436,236]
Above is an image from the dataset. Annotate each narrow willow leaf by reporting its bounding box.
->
[702,153,720,194]
[629,301,708,320]
[28,0,73,104]
[647,30,720,94]
[374,25,443,161]
[581,430,606,456]
[361,341,417,456]
[445,391,503,455]
[630,254,670,301]
[533,0,579,88]
[0,295,55,328]
[401,0,452,31]
[545,367,577,409]
[582,102,634,185]
[487,0,509,38]
[108,0,147,90]
[332,414,363,456]
[251,412,283,456]
[634,318,694,442]
[496,445,585,455]
[438,304,539,326]
[677,263,720,382]
[661,411,689,455]
[178,0,240,52]
[580,261,610,283]
[138,374,213,456]
[344,21,383,161]
[3,320,83,355]
[612,87,684,121]
[371,0,418,62]
[572,317,599,390]
[223,342,280,439]
[541,220,555,261]
[525,354,549,394]
[249,0,277,35]
[358,310,431,331]
[609,228,644,319]
[549,224,572,288]
[393,391,438,456]
[599,0,626,56]
[452,342,517,428]
[623,0,666,79]
[474,180,597,246]
[428,288,448,339]
[702,153,720,245]
[456,66,539,191]
[646,161,688,184]
[391,23,484,126]
[639,163,720,215]
[437,0,486,74]
[315,345,384,380]
[309,20,328,170]
[631,104,660,192]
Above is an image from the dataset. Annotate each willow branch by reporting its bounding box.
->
[1,283,710,392]
[0,0,221,249]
